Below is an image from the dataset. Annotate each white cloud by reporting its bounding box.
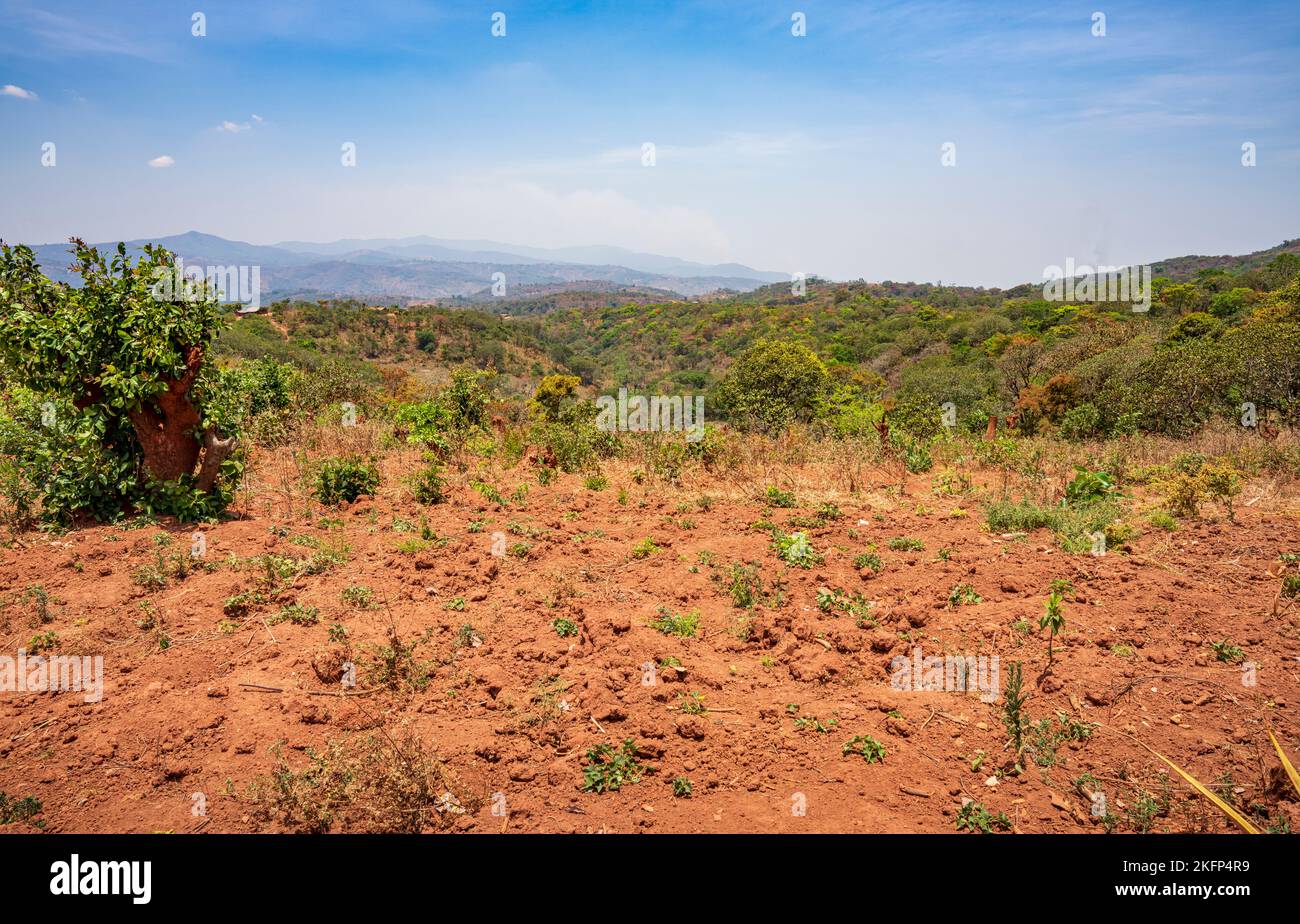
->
[217,114,264,133]
[148,155,175,168]
[2,84,37,100]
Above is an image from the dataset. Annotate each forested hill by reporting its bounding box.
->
[217,244,1300,442]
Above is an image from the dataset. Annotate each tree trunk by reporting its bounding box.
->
[196,428,239,491]
[127,345,204,483]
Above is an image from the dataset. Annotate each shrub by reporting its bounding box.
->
[1064,467,1117,506]
[1058,403,1102,441]
[314,457,379,505]
[714,339,829,432]
[252,733,476,833]
[764,485,796,507]
[393,401,452,453]
[528,374,583,423]
[410,458,446,505]
[440,366,494,431]
[0,241,242,522]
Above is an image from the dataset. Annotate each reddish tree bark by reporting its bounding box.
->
[126,345,204,482]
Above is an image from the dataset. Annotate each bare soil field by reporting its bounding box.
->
[2,449,1298,834]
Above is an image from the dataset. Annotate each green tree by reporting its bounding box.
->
[715,339,829,432]
[0,240,240,520]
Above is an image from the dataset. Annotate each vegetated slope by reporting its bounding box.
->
[222,245,1300,422]
[1151,239,1300,279]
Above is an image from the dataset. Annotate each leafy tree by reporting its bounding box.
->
[529,373,583,423]
[0,240,240,521]
[1158,282,1203,316]
[715,339,829,431]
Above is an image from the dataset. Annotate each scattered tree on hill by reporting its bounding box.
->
[0,240,241,521]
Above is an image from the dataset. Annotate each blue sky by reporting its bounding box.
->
[1,0,1298,286]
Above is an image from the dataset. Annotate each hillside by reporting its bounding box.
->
[1151,239,1300,279]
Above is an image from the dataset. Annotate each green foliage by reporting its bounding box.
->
[715,339,829,432]
[440,366,495,431]
[0,241,242,523]
[1040,591,1065,664]
[1210,639,1245,664]
[853,551,882,573]
[1064,467,1117,506]
[948,583,982,606]
[0,790,42,827]
[1002,662,1028,760]
[842,734,887,763]
[409,457,446,505]
[581,739,645,793]
[723,561,769,608]
[955,800,1011,833]
[1058,403,1102,441]
[772,530,821,568]
[314,457,379,505]
[650,606,699,637]
[631,537,660,559]
[985,495,1122,553]
[764,485,796,507]
[393,401,453,453]
[529,373,583,423]
[1165,311,1223,343]
[341,585,373,608]
[271,604,320,626]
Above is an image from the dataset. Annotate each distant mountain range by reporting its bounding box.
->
[19,231,788,303]
[16,231,1298,305]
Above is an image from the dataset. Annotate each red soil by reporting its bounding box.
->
[1,468,1298,834]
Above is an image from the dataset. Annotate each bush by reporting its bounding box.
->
[0,241,242,523]
[1064,467,1117,506]
[314,458,379,505]
[1058,403,1102,441]
[410,458,446,505]
[393,401,453,453]
[440,366,495,431]
[715,339,829,432]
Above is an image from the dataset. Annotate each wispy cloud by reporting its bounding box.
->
[148,155,175,168]
[1,6,172,62]
[1,84,37,100]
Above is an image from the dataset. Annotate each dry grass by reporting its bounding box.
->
[251,728,481,833]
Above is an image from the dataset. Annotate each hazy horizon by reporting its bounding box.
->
[3,0,1299,287]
